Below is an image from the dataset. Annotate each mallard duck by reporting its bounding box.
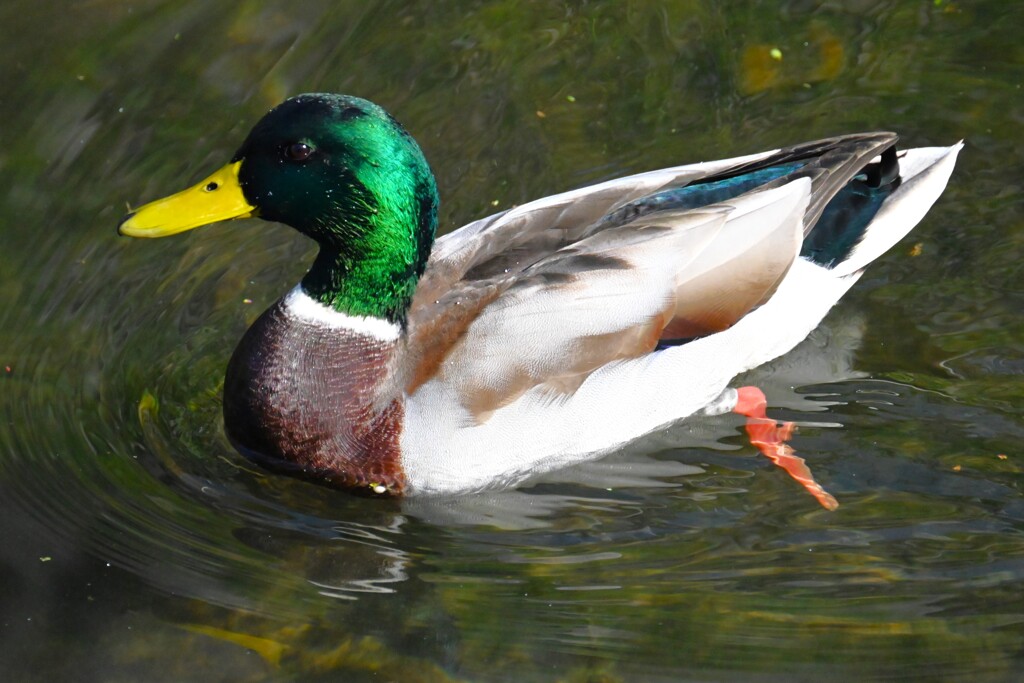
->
[119,93,960,509]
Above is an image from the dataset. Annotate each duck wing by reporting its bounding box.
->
[405,133,900,417]
[415,132,896,293]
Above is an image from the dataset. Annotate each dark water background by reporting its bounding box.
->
[2,1,1023,681]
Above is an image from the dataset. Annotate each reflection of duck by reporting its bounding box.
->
[119,93,960,508]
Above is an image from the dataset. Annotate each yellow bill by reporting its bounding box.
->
[118,161,256,238]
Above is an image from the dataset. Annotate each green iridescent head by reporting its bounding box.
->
[119,93,440,323]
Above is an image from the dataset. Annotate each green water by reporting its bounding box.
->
[2,1,1023,681]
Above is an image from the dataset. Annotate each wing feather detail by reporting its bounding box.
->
[407,179,811,419]
[404,132,905,419]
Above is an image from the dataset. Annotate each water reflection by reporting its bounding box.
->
[2,0,1024,680]
[0,304,879,619]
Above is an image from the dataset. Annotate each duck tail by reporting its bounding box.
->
[808,142,963,278]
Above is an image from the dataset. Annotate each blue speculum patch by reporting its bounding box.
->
[614,161,894,269]
[641,162,805,211]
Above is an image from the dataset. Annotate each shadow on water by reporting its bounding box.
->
[1,1,1023,681]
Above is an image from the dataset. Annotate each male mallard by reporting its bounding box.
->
[119,93,960,509]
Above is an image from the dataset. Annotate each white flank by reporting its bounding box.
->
[401,259,858,494]
[282,286,401,341]
[399,143,961,494]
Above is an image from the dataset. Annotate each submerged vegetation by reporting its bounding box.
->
[1,1,1022,680]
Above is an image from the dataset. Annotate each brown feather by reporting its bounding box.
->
[404,282,505,395]
[224,301,407,493]
[403,133,890,418]
[458,304,674,422]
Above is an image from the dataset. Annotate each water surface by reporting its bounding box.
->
[2,1,1023,681]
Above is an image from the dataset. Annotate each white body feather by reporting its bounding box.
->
[400,143,962,493]
[283,287,402,341]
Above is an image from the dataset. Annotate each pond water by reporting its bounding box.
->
[2,1,1023,681]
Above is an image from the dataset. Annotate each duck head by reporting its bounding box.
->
[119,93,440,324]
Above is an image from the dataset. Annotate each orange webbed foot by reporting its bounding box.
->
[733,386,839,511]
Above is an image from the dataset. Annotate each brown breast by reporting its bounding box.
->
[222,300,406,494]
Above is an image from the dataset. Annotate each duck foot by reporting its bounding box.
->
[733,386,839,511]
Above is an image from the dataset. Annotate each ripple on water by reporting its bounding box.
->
[2,2,1024,676]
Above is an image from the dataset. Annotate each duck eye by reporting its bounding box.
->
[282,142,313,162]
